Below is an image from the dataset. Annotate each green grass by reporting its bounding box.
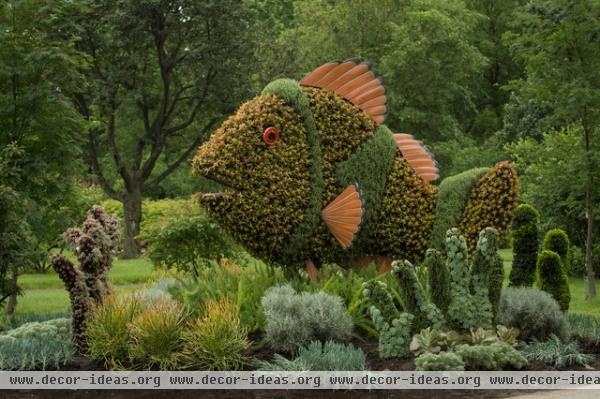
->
[15,284,148,318]
[10,249,600,318]
[12,257,154,317]
[19,257,154,290]
[499,247,600,317]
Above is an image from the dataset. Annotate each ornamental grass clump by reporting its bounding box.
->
[180,298,250,371]
[569,314,600,344]
[521,335,594,369]
[86,294,141,369]
[129,299,186,370]
[261,285,352,352]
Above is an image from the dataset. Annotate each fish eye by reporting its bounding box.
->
[262,127,280,146]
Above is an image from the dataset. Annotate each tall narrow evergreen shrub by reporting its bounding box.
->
[543,229,570,273]
[537,250,570,312]
[509,204,539,287]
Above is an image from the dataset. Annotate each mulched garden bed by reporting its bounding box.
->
[3,334,598,399]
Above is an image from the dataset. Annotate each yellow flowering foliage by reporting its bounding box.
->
[296,87,378,263]
[373,158,439,262]
[192,94,311,261]
[459,161,520,254]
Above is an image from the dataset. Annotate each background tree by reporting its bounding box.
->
[506,0,600,298]
[0,0,84,314]
[71,0,257,257]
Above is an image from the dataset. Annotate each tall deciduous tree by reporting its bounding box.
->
[506,0,600,298]
[0,0,84,313]
[71,0,257,257]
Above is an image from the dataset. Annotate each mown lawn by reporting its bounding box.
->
[13,257,154,317]
[11,249,600,317]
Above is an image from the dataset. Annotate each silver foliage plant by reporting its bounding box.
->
[256,340,367,371]
[0,318,74,370]
[261,285,353,352]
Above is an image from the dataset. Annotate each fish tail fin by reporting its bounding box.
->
[457,161,520,253]
[394,133,439,182]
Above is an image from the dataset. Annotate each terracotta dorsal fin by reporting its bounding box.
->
[320,184,364,249]
[394,133,439,182]
[300,59,386,126]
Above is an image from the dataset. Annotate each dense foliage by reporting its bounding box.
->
[498,287,569,341]
[459,161,520,253]
[429,168,487,251]
[0,0,85,313]
[256,341,367,371]
[261,285,353,352]
[509,204,540,287]
[521,335,594,369]
[363,227,504,359]
[506,0,600,298]
[537,250,571,312]
[543,229,570,270]
[0,318,73,370]
[146,208,239,277]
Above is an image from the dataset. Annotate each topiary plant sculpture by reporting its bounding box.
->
[509,204,540,287]
[537,249,571,312]
[192,59,519,278]
[51,205,120,351]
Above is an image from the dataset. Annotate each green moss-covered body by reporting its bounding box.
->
[193,78,518,268]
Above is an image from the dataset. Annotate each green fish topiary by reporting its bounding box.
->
[192,60,519,277]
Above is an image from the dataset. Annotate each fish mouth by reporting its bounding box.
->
[199,191,237,204]
[196,177,239,205]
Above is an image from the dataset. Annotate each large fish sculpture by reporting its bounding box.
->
[193,60,519,279]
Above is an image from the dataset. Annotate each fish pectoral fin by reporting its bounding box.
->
[320,184,364,249]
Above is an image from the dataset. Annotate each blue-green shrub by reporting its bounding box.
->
[415,352,465,371]
[256,340,367,371]
[455,343,526,370]
[0,318,74,370]
[261,285,353,352]
[498,287,569,341]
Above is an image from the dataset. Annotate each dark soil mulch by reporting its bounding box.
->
[3,335,599,399]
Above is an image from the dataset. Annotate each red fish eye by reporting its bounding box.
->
[262,127,280,145]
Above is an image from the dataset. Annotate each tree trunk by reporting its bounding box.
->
[4,265,18,316]
[583,120,596,299]
[585,187,596,299]
[121,189,142,259]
